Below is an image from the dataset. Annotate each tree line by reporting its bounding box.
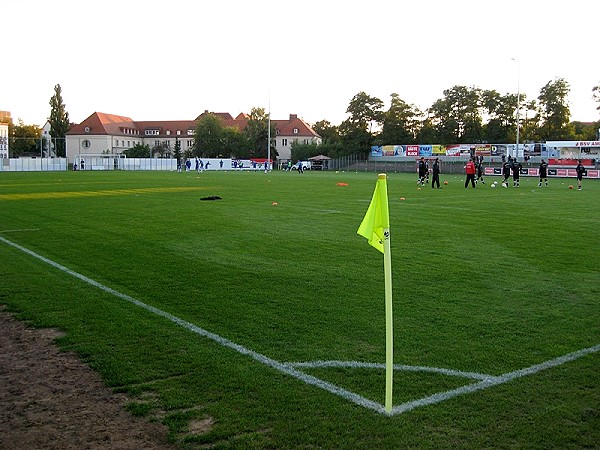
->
[295,78,600,162]
[2,79,599,160]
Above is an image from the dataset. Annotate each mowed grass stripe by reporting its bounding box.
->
[0,186,211,201]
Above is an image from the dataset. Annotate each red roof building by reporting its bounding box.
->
[66,111,321,162]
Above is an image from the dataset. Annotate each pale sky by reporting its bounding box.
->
[3,0,599,127]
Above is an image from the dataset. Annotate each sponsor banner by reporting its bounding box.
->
[547,141,600,148]
[445,144,462,156]
[382,145,396,157]
[491,144,507,156]
[549,158,594,166]
[406,145,419,156]
[371,146,382,157]
[474,144,492,156]
[518,168,537,175]
[432,145,446,155]
[419,145,432,156]
[394,145,406,156]
[556,169,578,177]
[545,168,600,178]
[485,167,500,175]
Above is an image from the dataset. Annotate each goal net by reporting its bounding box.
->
[75,154,126,171]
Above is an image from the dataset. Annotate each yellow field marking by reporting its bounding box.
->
[0,187,209,201]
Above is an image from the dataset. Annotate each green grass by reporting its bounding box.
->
[1,169,599,448]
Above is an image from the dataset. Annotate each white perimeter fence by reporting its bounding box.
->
[0,157,270,172]
[1,157,67,172]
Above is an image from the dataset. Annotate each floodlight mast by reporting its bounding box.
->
[267,111,271,172]
[266,91,271,173]
[512,58,521,158]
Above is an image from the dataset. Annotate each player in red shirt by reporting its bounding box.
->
[464,158,476,188]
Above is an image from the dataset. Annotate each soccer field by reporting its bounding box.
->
[1,170,598,448]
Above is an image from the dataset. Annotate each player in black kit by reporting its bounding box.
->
[538,159,548,187]
[501,160,511,188]
[512,158,522,187]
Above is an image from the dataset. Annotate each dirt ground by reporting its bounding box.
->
[0,307,176,450]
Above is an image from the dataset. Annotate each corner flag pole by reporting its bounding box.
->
[357,173,393,413]
[380,175,393,414]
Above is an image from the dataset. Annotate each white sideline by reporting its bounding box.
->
[2,234,599,416]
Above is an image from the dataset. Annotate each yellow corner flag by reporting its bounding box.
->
[357,174,390,253]
[357,173,394,414]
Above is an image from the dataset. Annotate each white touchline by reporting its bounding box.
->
[0,235,384,414]
[2,234,599,417]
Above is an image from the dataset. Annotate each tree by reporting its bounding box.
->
[194,113,225,157]
[173,137,182,163]
[222,126,251,159]
[243,107,275,159]
[291,142,320,162]
[429,86,482,144]
[592,82,600,112]
[536,78,573,141]
[378,93,421,145]
[571,121,598,140]
[123,143,151,158]
[48,84,70,157]
[415,115,438,144]
[312,120,339,144]
[480,89,516,143]
[339,91,384,155]
[9,120,41,156]
[152,142,170,157]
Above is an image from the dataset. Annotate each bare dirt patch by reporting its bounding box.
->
[0,307,176,450]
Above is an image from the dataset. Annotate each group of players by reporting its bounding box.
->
[417,156,587,190]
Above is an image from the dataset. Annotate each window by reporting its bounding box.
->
[187,129,194,135]
[82,139,91,149]
[145,129,159,136]
[166,130,171,135]
[293,128,299,134]
[176,130,181,135]
[282,138,288,146]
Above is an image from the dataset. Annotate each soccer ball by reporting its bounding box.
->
[490,184,496,188]
[443,181,448,185]
[568,185,573,190]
